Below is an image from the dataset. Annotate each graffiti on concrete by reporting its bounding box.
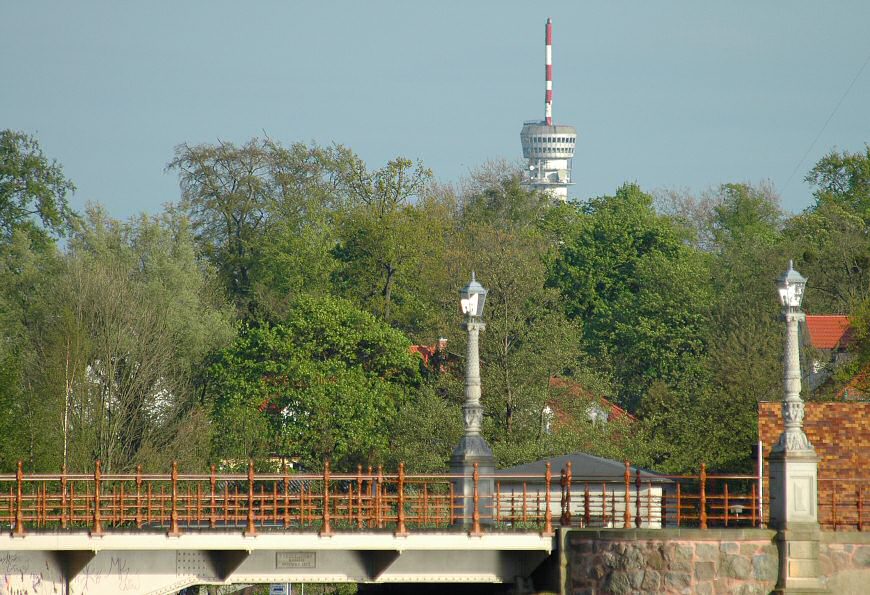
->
[0,552,61,595]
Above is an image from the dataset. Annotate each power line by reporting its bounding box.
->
[782,48,870,192]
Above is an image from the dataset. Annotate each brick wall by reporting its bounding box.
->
[758,401,870,528]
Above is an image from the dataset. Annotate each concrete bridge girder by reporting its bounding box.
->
[0,532,555,595]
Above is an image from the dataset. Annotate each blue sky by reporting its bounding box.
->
[2,1,869,219]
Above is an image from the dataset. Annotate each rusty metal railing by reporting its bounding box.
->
[0,459,782,536]
[818,478,868,531]
[491,462,764,531]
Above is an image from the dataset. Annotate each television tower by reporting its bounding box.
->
[520,18,577,201]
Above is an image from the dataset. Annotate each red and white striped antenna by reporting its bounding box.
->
[545,17,553,126]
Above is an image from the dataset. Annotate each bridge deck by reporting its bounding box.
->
[0,530,556,594]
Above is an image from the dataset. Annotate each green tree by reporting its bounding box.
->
[0,230,64,470]
[207,295,421,470]
[429,175,614,462]
[710,182,782,249]
[550,184,711,409]
[387,385,463,473]
[333,157,432,324]
[784,202,870,313]
[168,138,348,314]
[0,130,76,245]
[0,207,234,473]
[806,145,870,217]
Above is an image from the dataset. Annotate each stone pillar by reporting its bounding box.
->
[768,306,826,593]
[451,319,495,527]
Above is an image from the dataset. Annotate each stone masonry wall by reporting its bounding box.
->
[818,532,870,593]
[564,528,778,595]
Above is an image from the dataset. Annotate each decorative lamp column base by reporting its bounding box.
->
[769,449,827,593]
[450,436,495,528]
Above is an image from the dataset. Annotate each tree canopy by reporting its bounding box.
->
[207,295,420,470]
[5,130,870,477]
[0,130,75,245]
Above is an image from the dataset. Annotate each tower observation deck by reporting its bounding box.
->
[521,18,577,202]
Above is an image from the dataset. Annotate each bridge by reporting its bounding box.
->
[0,459,775,595]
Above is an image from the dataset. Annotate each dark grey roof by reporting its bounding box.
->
[496,452,670,482]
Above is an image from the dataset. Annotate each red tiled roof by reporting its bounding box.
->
[548,377,637,423]
[805,315,852,350]
[410,344,436,366]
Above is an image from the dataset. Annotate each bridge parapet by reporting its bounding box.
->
[3,459,863,594]
[0,459,789,537]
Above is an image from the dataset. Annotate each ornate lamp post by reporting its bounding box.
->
[769,261,825,593]
[451,273,495,527]
[773,261,812,454]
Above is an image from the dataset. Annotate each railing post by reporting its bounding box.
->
[366,465,373,527]
[542,463,553,536]
[635,468,642,528]
[209,465,217,529]
[583,483,590,528]
[560,462,572,526]
[376,466,384,529]
[260,484,266,525]
[676,483,682,527]
[470,462,482,536]
[724,483,730,527]
[41,484,47,527]
[284,465,291,528]
[623,461,631,528]
[699,463,707,529]
[396,462,408,536]
[135,465,143,528]
[60,465,68,530]
[68,482,75,526]
[168,461,181,536]
[119,482,125,524]
[12,461,25,537]
[320,461,332,536]
[300,483,306,525]
[91,460,103,536]
[449,481,455,526]
[244,460,256,536]
[522,481,528,524]
[270,482,277,524]
[196,483,203,526]
[356,465,364,529]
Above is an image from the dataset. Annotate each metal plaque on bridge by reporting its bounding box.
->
[276,552,316,569]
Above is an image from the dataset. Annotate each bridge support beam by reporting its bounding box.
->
[51,549,95,583]
[205,550,250,581]
[0,532,555,595]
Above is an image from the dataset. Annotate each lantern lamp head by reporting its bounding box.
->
[460,272,487,318]
[777,260,807,309]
